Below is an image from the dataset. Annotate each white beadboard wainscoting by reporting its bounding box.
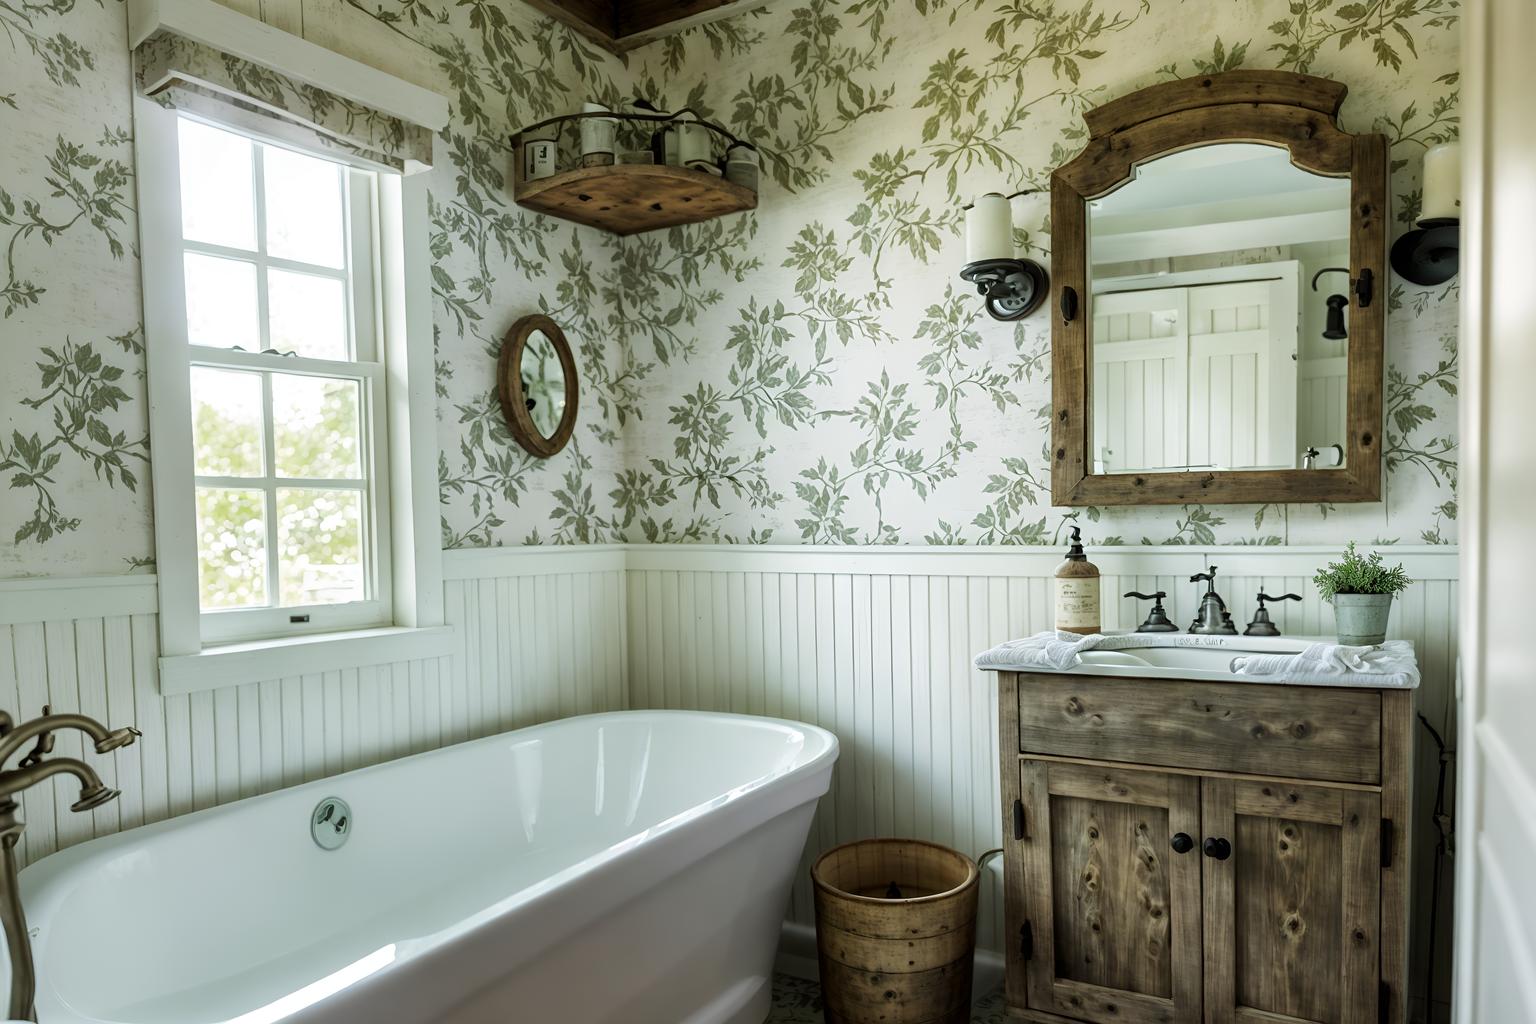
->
[1,543,1457,1014]
[621,544,1460,1017]
[0,547,629,870]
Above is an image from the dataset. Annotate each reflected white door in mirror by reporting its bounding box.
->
[1088,143,1351,476]
[1090,262,1335,473]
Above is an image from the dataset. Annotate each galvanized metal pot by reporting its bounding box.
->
[1333,593,1395,645]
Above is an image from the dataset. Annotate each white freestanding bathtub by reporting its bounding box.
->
[14,710,838,1024]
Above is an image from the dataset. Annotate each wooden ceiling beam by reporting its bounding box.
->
[517,0,768,53]
[614,0,758,40]
[516,0,616,47]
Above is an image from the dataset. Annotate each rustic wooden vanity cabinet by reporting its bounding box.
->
[994,672,1413,1024]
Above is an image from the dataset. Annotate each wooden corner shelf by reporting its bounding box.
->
[512,164,757,236]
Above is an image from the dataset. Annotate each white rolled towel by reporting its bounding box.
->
[973,630,1182,672]
[1230,639,1420,688]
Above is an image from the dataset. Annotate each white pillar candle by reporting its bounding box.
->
[675,114,713,168]
[966,193,1014,263]
[1420,141,1462,222]
[579,101,617,165]
[1008,192,1038,240]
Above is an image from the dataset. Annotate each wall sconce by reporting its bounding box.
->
[1390,142,1460,286]
[959,191,1049,321]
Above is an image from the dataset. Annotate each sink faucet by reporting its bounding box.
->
[0,707,138,1021]
[1188,566,1238,635]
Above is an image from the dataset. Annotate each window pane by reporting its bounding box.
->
[197,487,268,609]
[268,269,348,360]
[184,253,259,350]
[278,488,364,606]
[263,145,345,269]
[272,374,361,479]
[191,368,264,477]
[178,119,256,250]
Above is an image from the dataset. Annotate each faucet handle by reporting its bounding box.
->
[1124,591,1178,633]
[1189,565,1219,585]
[1245,592,1302,637]
[18,706,55,770]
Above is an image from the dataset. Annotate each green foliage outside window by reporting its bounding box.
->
[193,380,365,609]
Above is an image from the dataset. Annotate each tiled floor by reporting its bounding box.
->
[766,973,1008,1023]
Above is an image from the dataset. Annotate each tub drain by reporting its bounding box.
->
[311,797,352,850]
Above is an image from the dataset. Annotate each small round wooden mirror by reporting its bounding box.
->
[497,314,578,458]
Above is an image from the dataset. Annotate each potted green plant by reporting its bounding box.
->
[1313,543,1411,645]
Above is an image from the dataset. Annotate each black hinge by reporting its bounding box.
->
[1021,921,1034,961]
[1379,980,1390,1024]
[1012,799,1026,840]
[1355,267,1375,309]
[1381,818,1394,868]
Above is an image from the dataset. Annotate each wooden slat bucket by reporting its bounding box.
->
[812,838,979,1024]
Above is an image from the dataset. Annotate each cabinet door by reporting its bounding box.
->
[1201,778,1381,1024]
[1019,760,1202,1024]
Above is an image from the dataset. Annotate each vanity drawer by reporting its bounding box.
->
[1015,674,1382,784]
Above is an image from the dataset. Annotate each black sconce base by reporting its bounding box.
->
[1390,217,1459,286]
[959,258,1049,321]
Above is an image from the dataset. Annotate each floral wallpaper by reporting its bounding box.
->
[0,0,632,574]
[1,0,147,575]
[0,0,1460,579]
[604,0,1461,548]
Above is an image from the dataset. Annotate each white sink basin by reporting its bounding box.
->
[1071,635,1330,682]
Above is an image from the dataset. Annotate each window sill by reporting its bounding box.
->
[158,624,456,695]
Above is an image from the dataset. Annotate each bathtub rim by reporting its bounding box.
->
[18,710,839,1023]
[22,708,836,885]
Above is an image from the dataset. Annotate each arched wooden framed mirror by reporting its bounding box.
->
[1050,70,1388,506]
[497,314,578,458]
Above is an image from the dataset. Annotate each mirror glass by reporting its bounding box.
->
[521,330,567,439]
[1088,143,1352,475]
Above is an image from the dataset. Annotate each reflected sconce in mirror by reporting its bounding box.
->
[1391,142,1460,286]
[959,191,1049,321]
[1311,266,1352,340]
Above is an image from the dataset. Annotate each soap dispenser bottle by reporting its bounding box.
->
[1054,525,1101,635]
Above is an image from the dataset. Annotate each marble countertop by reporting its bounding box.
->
[974,632,1421,689]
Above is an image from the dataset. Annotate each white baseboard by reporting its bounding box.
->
[776,920,1006,1002]
[773,921,820,982]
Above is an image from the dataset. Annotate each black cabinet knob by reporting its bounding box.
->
[1203,836,1232,860]
[1170,832,1194,854]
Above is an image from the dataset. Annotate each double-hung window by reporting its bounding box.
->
[175,117,390,642]
[131,6,447,690]
[137,104,444,688]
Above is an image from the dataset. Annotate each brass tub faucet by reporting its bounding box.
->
[0,706,139,1021]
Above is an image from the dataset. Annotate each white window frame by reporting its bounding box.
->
[178,130,393,643]
[135,92,446,691]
